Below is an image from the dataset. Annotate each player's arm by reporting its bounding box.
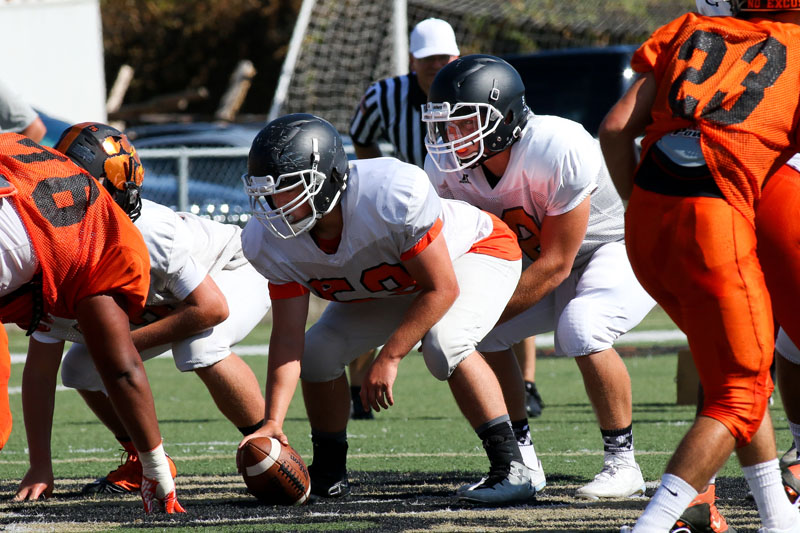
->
[499,196,590,322]
[14,337,65,500]
[239,292,309,449]
[362,233,459,412]
[598,71,656,201]
[354,143,383,160]
[75,293,161,454]
[130,275,229,352]
[21,116,46,144]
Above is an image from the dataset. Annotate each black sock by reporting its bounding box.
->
[237,418,265,436]
[510,418,531,445]
[601,425,634,454]
[310,429,348,478]
[477,415,522,472]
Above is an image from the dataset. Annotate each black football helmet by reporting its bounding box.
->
[696,0,732,15]
[731,0,800,13]
[242,114,349,238]
[422,54,530,172]
[55,122,144,221]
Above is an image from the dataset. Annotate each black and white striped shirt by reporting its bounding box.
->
[349,72,428,169]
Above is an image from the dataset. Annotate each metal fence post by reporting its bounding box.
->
[178,147,189,212]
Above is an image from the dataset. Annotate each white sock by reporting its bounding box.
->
[789,420,800,455]
[633,474,697,533]
[743,459,799,530]
[138,442,174,498]
[606,450,637,466]
[518,439,539,469]
[513,422,540,469]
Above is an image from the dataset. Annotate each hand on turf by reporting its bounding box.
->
[14,466,54,501]
[361,353,400,412]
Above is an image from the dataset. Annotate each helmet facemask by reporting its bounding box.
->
[242,138,332,239]
[100,135,144,221]
[423,101,505,172]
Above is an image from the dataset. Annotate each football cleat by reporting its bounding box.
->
[781,443,799,470]
[457,460,537,505]
[308,463,351,499]
[524,381,545,418]
[575,455,645,499]
[82,446,177,495]
[782,458,800,507]
[350,392,374,420]
[672,484,736,533]
[141,476,186,514]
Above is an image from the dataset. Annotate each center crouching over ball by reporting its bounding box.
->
[237,437,311,505]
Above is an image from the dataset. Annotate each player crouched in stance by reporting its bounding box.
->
[0,128,183,513]
[238,113,541,505]
[13,123,269,504]
[601,0,800,531]
[423,55,655,500]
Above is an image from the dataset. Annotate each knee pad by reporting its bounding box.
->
[299,322,350,383]
[60,344,105,392]
[421,331,472,381]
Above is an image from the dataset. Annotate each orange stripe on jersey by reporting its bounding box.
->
[268,281,310,300]
[400,218,443,261]
[468,212,523,261]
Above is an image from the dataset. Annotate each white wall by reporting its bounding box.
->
[0,0,106,123]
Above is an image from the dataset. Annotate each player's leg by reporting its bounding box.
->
[75,295,183,512]
[63,342,177,495]
[625,186,794,531]
[427,253,540,504]
[756,164,800,498]
[553,242,653,499]
[513,336,544,418]
[347,348,376,419]
[300,298,411,498]
[479,293,555,491]
[0,324,11,450]
[183,265,269,434]
[194,352,264,432]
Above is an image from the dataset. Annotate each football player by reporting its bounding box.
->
[13,123,269,505]
[238,113,544,505]
[0,129,183,513]
[600,0,800,530]
[422,55,655,500]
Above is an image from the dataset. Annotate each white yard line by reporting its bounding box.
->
[8,329,687,365]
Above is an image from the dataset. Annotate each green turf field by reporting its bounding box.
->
[0,307,791,531]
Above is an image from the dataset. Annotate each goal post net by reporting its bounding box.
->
[269,0,693,133]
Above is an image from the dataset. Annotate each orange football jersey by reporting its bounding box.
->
[633,13,800,222]
[0,133,150,325]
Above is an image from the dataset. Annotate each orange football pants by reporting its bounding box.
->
[0,324,11,450]
[626,184,774,446]
[756,164,800,346]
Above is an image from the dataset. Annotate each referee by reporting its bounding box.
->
[348,18,460,168]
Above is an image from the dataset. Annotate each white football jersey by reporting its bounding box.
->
[36,199,246,343]
[425,114,625,269]
[788,154,800,173]
[242,158,499,303]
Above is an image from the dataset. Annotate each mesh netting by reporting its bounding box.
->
[279,0,694,132]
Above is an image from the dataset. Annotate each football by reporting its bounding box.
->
[237,436,311,505]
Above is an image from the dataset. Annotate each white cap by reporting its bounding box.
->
[409,18,460,59]
[695,0,732,16]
